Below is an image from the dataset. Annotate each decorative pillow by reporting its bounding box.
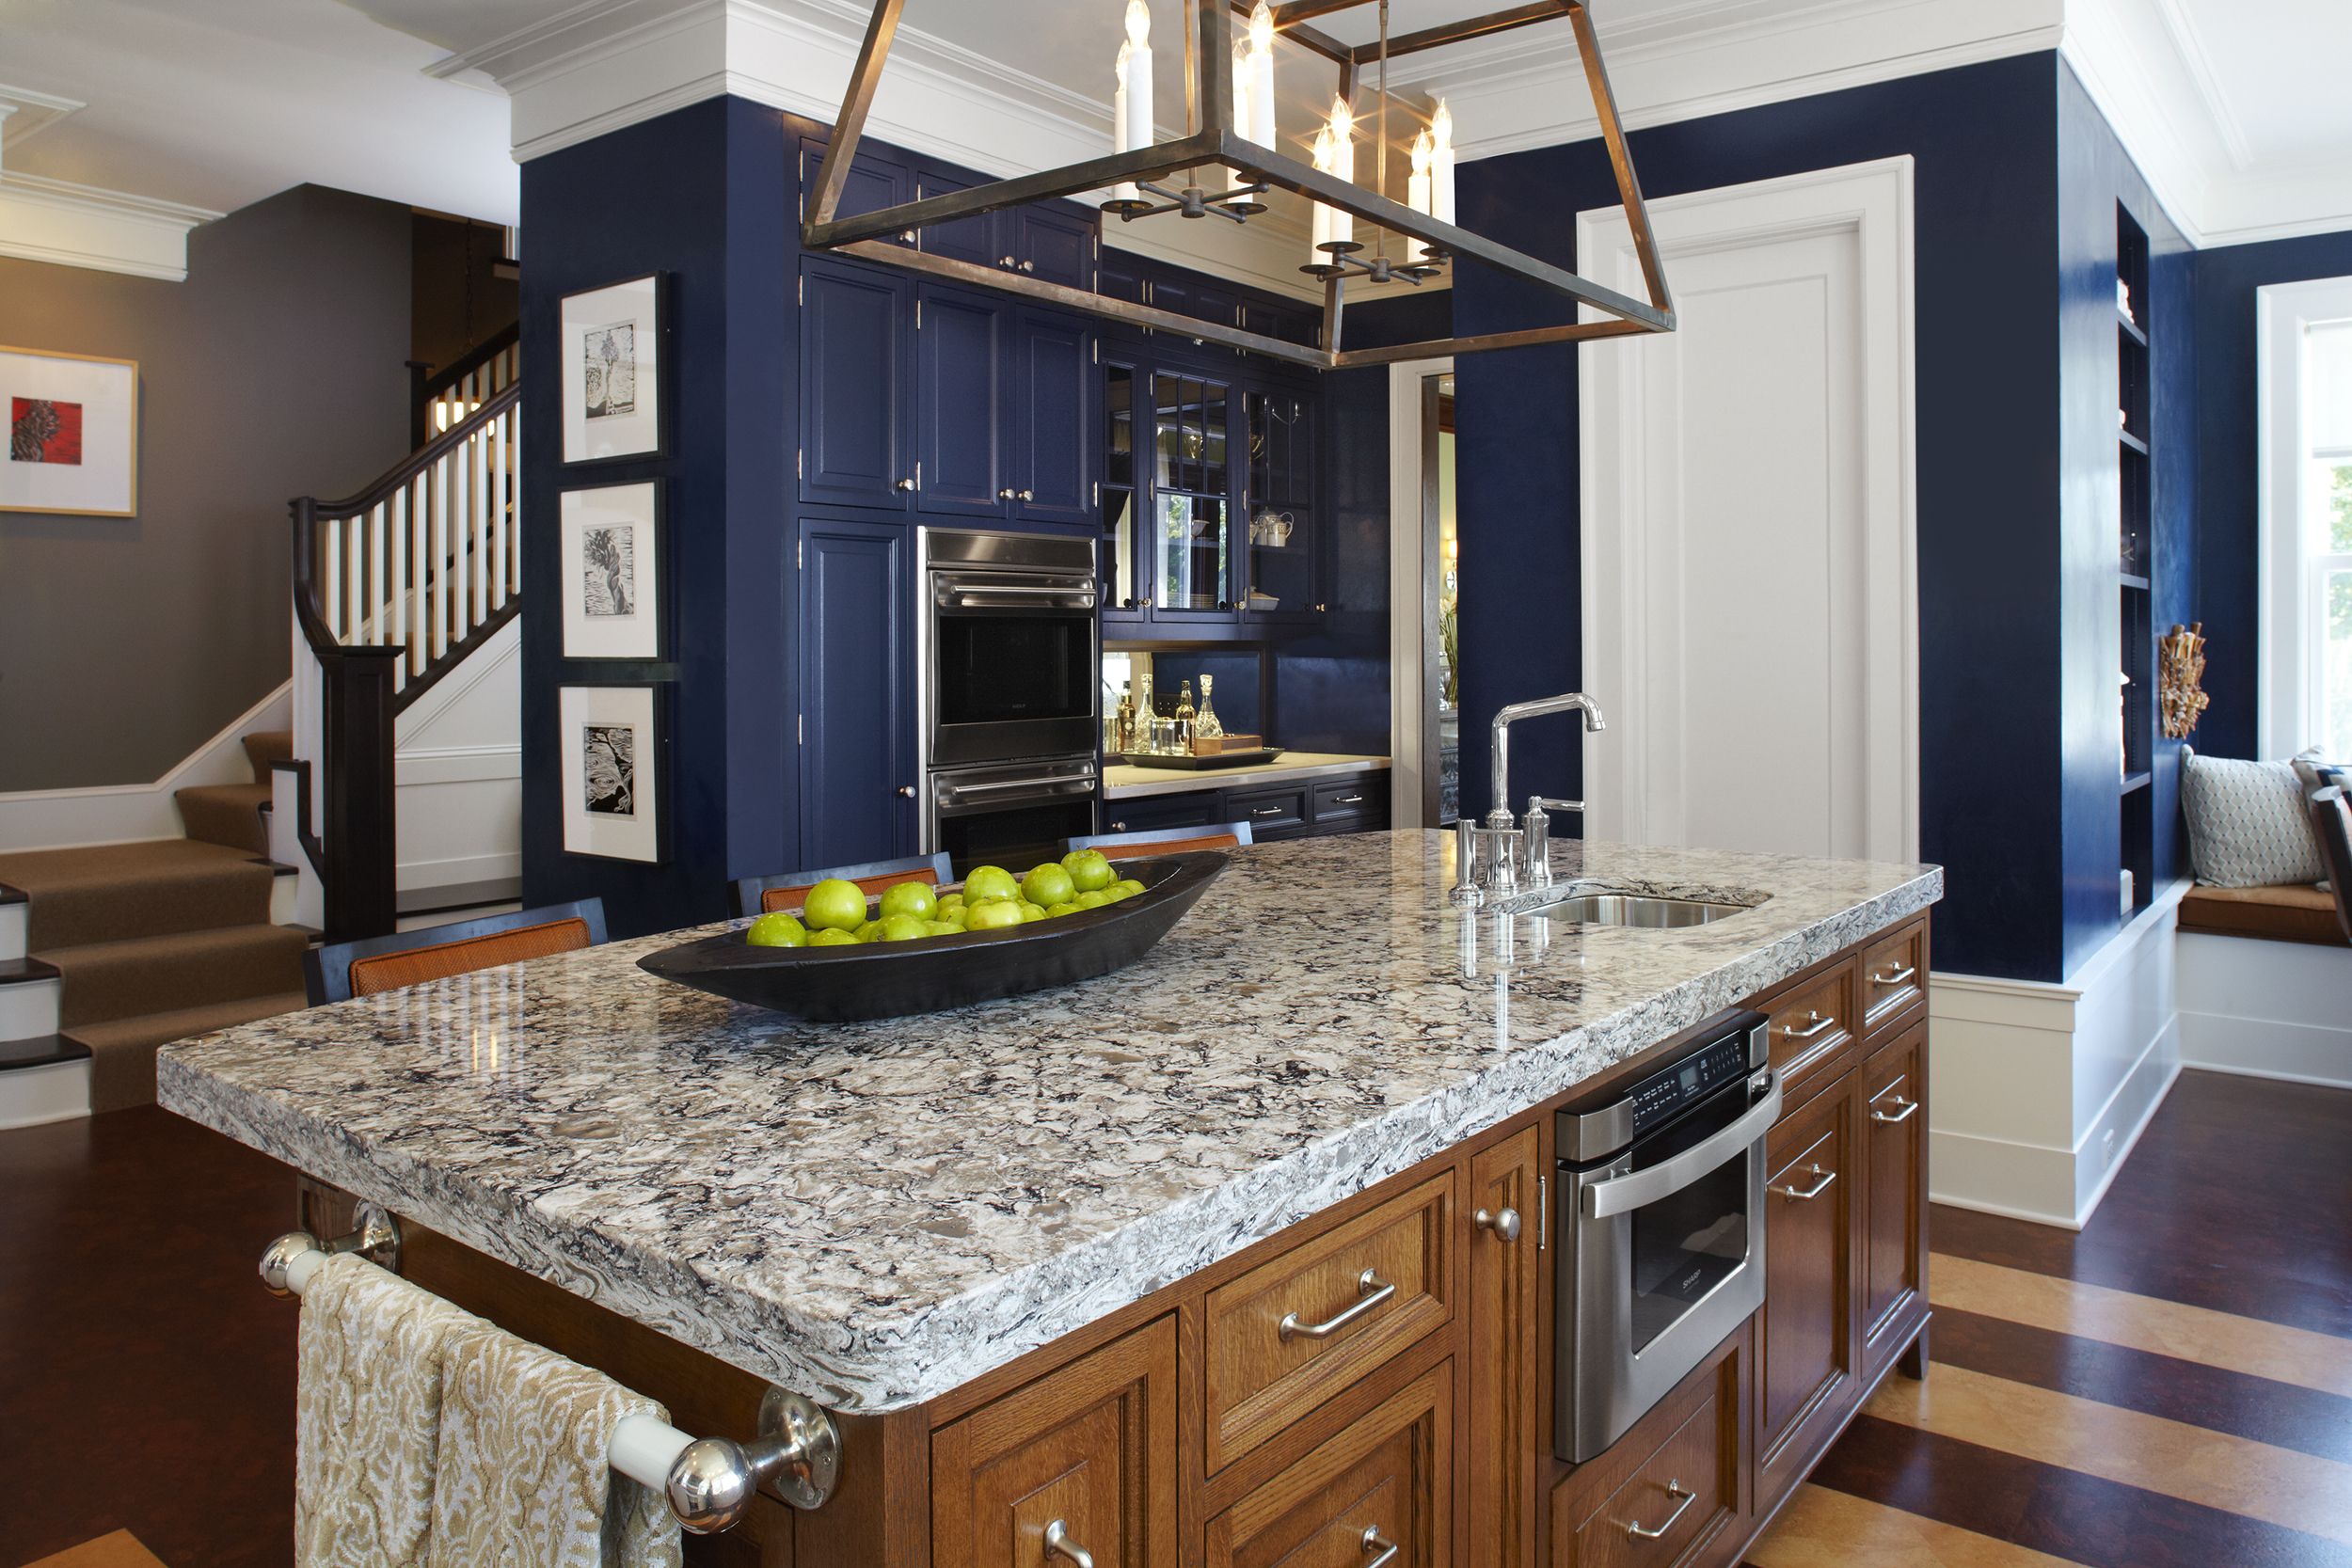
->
[2292,748,2349,798]
[2181,748,2328,887]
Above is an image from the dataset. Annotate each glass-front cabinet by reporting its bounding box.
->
[1097,336,1317,635]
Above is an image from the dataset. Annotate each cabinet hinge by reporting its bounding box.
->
[797,447,804,481]
[915,298,923,328]
[1092,339,1100,364]
[1537,1174,1549,1252]
[797,274,804,308]
[797,537,804,569]
[914,460,923,491]
[1092,481,1100,509]
[798,713,804,744]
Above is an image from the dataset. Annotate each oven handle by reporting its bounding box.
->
[939,773,1098,802]
[1582,1072,1783,1219]
[933,579,1098,609]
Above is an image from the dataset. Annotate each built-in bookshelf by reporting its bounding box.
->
[2117,204,2155,917]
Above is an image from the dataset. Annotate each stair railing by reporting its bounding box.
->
[411,323,520,451]
[288,378,522,942]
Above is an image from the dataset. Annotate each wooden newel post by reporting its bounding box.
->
[320,645,404,942]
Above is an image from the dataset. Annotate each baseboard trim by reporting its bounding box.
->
[0,683,292,852]
[2176,930,2352,1088]
[0,1056,90,1129]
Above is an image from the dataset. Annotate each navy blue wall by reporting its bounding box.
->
[519,98,797,937]
[1454,52,2067,980]
[2192,230,2352,759]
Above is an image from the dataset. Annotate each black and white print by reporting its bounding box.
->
[581,524,636,618]
[581,723,635,816]
[581,321,637,420]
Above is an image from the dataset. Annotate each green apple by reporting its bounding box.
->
[1073,889,1111,910]
[856,919,883,942]
[1017,901,1045,922]
[808,927,861,945]
[1062,848,1116,893]
[879,880,938,923]
[1022,863,1076,909]
[1109,879,1147,900]
[962,865,1020,904]
[877,913,930,942]
[802,878,868,932]
[743,911,807,947]
[1044,902,1078,918]
[925,920,963,937]
[965,899,1025,931]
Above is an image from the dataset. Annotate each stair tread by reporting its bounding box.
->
[41,922,310,967]
[43,923,309,1030]
[176,783,272,807]
[0,956,61,984]
[0,840,274,951]
[66,990,310,1053]
[0,1033,91,1069]
[175,781,273,855]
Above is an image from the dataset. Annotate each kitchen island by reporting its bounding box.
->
[160,832,1939,1568]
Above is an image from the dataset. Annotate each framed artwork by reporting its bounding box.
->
[560,273,663,464]
[560,481,663,659]
[560,685,664,863]
[2,346,138,516]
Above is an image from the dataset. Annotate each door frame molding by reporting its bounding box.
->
[1576,154,1919,860]
[1389,355,1455,827]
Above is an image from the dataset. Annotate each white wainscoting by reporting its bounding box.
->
[2178,932,2352,1088]
[0,683,291,852]
[393,617,521,906]
[1929,882,2187,1228]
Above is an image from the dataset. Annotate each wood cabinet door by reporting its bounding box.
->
[1469,1128,1541,1568]
[798,515,915,865]
[1013,310,1097,527]
[801,258,911,511]
[1755,1070,1856,1511]
[916,283,1008,517]
[1860,1020,1929,1373]
[932,1318,1179,1568]
[1205,1361,1453,1568]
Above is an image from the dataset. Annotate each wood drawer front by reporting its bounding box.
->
[1549,1323,1744,1568]
[1311,776,1386,823]
[1205,1360,1453,1568]
[1762,960,1855,1099]
[1227,784,1309,833]
[1861,1022,1929,1373]
[932,1318,1179,1568]
[1563,1393,1724,1568]
[1856,922,1925,1036]
[1204,1171,1456,1473]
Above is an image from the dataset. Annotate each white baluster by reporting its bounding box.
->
[348,514,366,646]
[411,477,429,678]
[432,456,450,662]
[453,440,472,641]
[372,501,389,646]
[489,409,509,610]
[470,420,489,627]
[390,485,408,689]
[323,519,342,640]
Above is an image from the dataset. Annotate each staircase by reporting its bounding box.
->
[0,732,310,1115]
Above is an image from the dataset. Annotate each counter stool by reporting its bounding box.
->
[304,899,610,1006]
[732,853,954,919]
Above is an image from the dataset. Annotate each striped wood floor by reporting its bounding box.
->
[1749,1069,2352,1568]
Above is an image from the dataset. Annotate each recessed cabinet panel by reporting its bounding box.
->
[800,135,912,230]
[1468,1129,1541,1568]
[1861,1022,1929,1374]
[1016,204,1097,290]
[916,168,998,270]
[802,261,910,511]
[799,515,914,867]
[1014,310,1096,526]
[917,286,1008,516]
[1756,1070,1858,1513]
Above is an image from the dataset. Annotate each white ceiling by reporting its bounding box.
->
[0,0,516,223]
[5,0,2352,256]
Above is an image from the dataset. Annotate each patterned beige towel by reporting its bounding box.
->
[296,1252,485,1568]
[427,1318,683,1568]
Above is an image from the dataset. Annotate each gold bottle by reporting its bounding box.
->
[1175,680,1197,753]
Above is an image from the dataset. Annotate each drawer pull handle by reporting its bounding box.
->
[1873,961,1917,986]
[1781,1009,1836,1041]
[1279,1267,1395,1341]
[1624,1480,1696,1541]
[1334,793,1365,805]
[1252,804,1284,817]
[1872,1094,1920,1125]
[1360,1527,1400,1568]
[1773,1163,1837,1201]
[1042,1519,1094,1568]
[1474,1206,1521,1243]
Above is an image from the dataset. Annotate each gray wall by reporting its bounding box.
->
[0,184,414,791]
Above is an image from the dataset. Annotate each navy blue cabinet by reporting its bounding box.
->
[912,168,1096,290]
[1010,309,1096,527]
[916,283,1008,516]
[801,258,914,511]
[799,135,914,239]
[799,515,917,865]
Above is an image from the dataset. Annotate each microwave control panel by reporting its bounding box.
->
[1628,1032,1755,1136]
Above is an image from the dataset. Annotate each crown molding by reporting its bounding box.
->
[0,172,220,281]
[0,83,85,172]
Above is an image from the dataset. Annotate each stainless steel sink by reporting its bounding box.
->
[1535,892,1748,928]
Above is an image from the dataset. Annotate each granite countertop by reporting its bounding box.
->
[1104,751,1390,800]
[159,832,1939,1415]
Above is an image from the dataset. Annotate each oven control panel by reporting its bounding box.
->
[1628,1028,1757,1136]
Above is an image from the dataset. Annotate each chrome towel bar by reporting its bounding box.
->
[259,1212,840,1531]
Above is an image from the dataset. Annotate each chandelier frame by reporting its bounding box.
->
[803,0,1675,369]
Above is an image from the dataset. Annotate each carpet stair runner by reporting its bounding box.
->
[0,730,309,1113]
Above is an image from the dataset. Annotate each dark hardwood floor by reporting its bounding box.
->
[2,1069,2345,1567]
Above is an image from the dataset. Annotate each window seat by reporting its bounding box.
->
[2176,882,2347,947]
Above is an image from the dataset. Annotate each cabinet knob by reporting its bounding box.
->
[1475,1206,1522,1243]
[899,230,916,244]
[898,785,916,799]
[1111,820,1127,832]
[1020,489,1035,501]
[999,255,1018,269]
[895,478,915,492]
[1020,260,1037,274]
[1314,603,1329,612]
[997,488,1016,499]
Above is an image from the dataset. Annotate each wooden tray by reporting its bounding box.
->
[1117,749,1285,770]
[637,852,1226,1022]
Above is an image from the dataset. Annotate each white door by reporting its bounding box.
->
[1579,158,1917,863]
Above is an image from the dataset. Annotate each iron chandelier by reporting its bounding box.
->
[803,0,1676,369]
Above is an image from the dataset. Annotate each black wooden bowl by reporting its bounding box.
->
[637,852,1228,1022]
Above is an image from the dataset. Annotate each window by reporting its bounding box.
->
[2257,279,2352,757]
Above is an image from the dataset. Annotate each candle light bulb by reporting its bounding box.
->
[1327,99,1354,247]
[1411,128,1432,179]
[1247,0,1277,150]
[1430,96,1456,227]
[1121,0,1154,185]
[1231,40,1251,187]
[1125,0,1151,46]
[1309,125,1333,261]
[1111,39,1137,202]
[1407,128,1434,260]
[1249,1,1273,54]
[1115,38,1131,91]
[1329,95,1354,146]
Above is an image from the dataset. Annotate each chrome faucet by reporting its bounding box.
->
[1451,692,1607,907]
